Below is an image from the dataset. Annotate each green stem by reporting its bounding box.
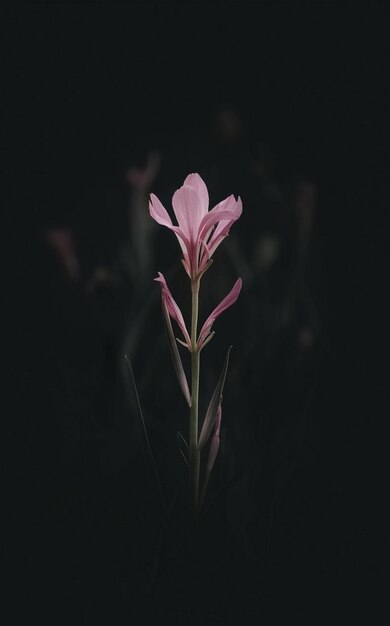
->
[189,278,200,519]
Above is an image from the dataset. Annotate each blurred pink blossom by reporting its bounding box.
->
[126,152,160,191]
[43,228,80,280]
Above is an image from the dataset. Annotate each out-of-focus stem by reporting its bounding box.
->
[198,470,210,514]
[189,278,200,519]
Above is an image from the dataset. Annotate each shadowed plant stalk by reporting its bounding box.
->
[189,278,200,517]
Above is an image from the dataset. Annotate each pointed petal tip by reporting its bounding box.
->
[182,173,209,217]
[154,271,165,284]
[149,194,174,228]
[229,277,243,300]
[183,172,206,186]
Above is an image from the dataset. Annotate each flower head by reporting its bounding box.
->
[149,173,242,279]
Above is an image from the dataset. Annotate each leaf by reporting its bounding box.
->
[161,299,191,407]
[197,346,232,450]
[176,431,188,466]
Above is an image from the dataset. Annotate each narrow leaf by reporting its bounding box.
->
[176,431,189,466]
[206,405,222,472]
[124,355,168,518]
[161,299,191,407]
[197,346,232,450]
[177,430,188,450]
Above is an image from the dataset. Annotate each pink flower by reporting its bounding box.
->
[126,152,160,190]
[197,278,242,349]
[149,173,242,279]
[154,273,191,348]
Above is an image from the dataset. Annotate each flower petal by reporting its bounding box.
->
[174,231,192,270]
[198,195,241,245]
[149,193,192,268]
[149,193,173,228]
[154,273,191,346]
[206,218,235,257]
[198,278,242,348]
[209,196,243,245]
[198,196,243,267]
[172,184,203,241]
[183,173,209,218]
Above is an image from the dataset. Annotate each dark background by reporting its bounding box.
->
[4,3,388,625]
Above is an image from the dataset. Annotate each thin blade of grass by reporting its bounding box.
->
[177,431,189,466]
[124,354,168,518]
